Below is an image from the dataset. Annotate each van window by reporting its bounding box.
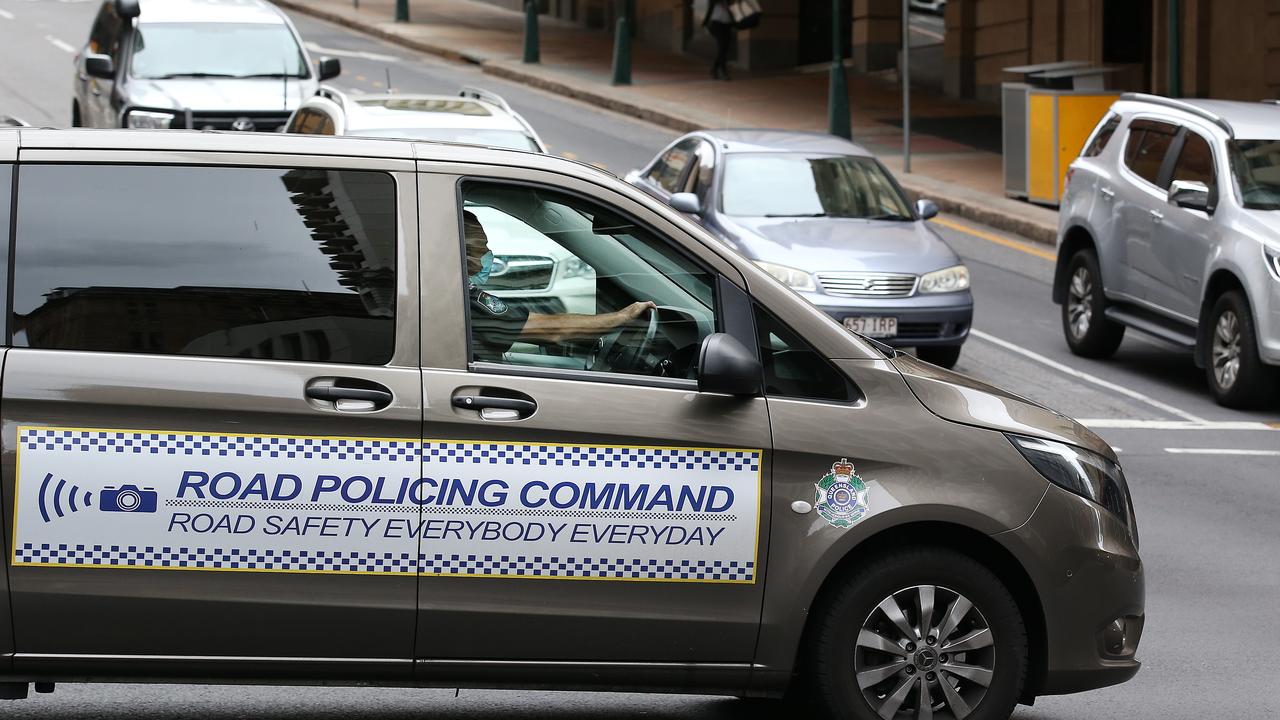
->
[1123,119,1179,187]
[461,181,715,380]
[12,165,397,364]
[754,305,856,402]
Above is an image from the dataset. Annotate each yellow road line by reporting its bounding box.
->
[930,216,1058,262]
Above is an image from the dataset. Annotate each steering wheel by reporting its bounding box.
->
[591,306,660,373]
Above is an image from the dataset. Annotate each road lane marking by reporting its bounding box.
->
[45,35,75,53]
[304,41,400,63]
[1079,419,1279,431]
[930,217,1057,262]
[0,9,15,19]
[969,329,1207,423]
[1165,448,1280,457]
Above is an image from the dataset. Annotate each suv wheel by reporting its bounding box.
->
[1206,291,1277,408]
[809,547,1026,720]
[916,345,962,369]
[1062,249,1124,358]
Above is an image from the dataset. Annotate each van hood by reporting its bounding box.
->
[717,215,959,274]
[126,77,314,113]
[891,352,1116,460]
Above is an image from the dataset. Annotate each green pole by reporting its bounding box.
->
[828,0,850,139]
[611,13,632,85]
[1168,0,1181,98]
[523,0,540,64]
[394,0,408,23]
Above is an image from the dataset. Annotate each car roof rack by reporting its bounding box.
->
[458,86,546,153]
[1119,92,1234,137]
[314,85,350,109]
[0,115,30,127]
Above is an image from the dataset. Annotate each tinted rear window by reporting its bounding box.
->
[13,164,397,364]
[1123,119,1179,187]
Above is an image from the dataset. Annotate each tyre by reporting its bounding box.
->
[809,547,1027,720]
[916,345,962,369]
[1061,249,1124,358]
[1205,290,1278,408]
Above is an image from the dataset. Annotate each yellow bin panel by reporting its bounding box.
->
[1058,94,1121,196]
[1028,93,1057,203]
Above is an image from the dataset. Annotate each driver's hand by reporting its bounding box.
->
[617,301,657,323]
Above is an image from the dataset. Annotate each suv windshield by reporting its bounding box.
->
[722,153,913,219]
[130,22,308,79]
[1229,140,1280,210]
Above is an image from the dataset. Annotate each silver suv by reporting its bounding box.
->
[1056,93,1280,407]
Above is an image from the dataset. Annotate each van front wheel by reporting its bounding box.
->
[809,547,1027,720]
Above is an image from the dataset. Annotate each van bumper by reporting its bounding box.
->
[996,485,1144,697]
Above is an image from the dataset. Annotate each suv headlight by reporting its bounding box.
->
[754,261,816,291]
[1008,434,1137,544]
[125,110,176,129]
[919,264,970,293]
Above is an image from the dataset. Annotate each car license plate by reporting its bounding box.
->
[843,316,898,338]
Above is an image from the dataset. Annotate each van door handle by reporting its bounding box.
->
[305,381,393,412]
[1100,187,1116,200]
[452,394,537,421]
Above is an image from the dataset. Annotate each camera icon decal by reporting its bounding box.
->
[99,485,159,513]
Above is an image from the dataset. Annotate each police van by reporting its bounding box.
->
[0,128,1142,720]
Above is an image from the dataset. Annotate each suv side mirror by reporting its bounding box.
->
[697,333,761,396]
[915,198,939,220]
[1168,179,1211,213]
[668,192,702,215]
[84,54,115,80]
[317,57,341,81]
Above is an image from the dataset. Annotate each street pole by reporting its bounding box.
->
[827,0,851,139]
[901,0,910,173]
[611,9,632,86]
[523,0,540,64]
[394,0,408,23]
[1168,0,1181,98]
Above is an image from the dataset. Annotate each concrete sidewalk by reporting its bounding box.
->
[278,0,1060,245]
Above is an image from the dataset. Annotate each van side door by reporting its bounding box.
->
[412,168,771,686]
[1,153,421,680]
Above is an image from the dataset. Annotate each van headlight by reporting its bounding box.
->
[919,264,970,293]
[125,110,176,129]
[1008,434,1137,544]
[754,261,816,291]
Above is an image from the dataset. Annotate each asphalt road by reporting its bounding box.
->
[2,2,1279,719]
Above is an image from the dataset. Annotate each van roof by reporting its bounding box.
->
[137,0,290,25]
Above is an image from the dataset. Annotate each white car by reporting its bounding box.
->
[285,86,545,152]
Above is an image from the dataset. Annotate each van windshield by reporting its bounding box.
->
[130,22,309,80]
[721,153,914,220]
[1228,139,1280,210]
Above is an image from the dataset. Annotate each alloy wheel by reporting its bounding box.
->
[1066,266,1093,339]
[854,585,995,719]
[1212,310,1242,390]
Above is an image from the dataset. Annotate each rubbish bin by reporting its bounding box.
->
[1003,63,1120,206]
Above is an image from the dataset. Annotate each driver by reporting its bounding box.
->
[464,210,656,358]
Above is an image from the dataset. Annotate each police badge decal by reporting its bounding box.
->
[814,458,869,529]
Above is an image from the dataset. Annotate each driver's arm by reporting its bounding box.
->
[520,301,656,344]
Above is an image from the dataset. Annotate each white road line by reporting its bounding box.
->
[45,35,76,54]
[1165,448,1280,457]
[0,9,15,20]
[304,41,399,63]
[1079,419,1279,431]
[970,329,1207,424]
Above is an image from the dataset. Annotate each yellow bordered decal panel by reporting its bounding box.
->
[12,426,762,583]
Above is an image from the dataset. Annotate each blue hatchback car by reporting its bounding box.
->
[627,129,973,367]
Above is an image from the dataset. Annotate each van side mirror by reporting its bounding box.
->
[84,54,115,80]
[697,333,761,396]
[1168,179,1211,213]
[317,57,342,81]
[915,198,939,220]
[668,192,702,215]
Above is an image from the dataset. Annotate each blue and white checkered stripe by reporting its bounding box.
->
[19,429,418,462]
[14,543,418,573]
[14,544,753,581]
[19,430,759,471]
[419,553,754,581]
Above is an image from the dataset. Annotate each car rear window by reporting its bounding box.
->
[12,164,397,364]
[1082,113,1120,157]
[1123,119,1179,187]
